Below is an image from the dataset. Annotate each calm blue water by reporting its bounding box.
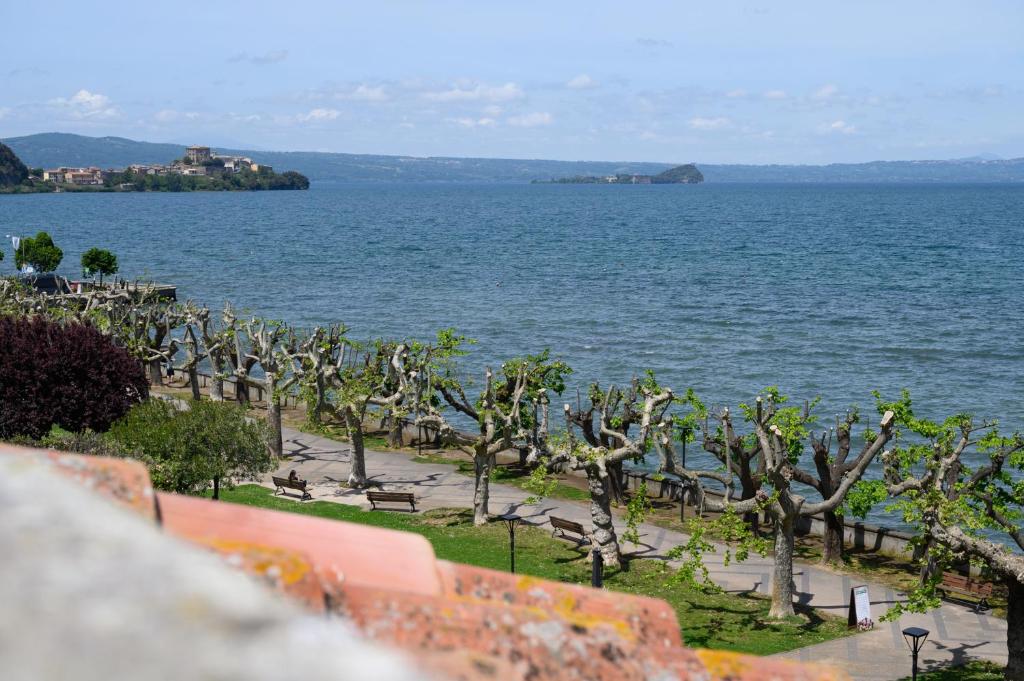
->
[2,183,1023,527]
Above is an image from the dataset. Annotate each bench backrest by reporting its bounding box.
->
[941,572,993,595]
[272,476,306,489]
[367,491,414,501]
[550,516,585,534]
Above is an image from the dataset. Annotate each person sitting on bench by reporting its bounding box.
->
[288,470,306,485]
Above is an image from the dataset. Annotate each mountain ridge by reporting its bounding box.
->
[4,132,1023,184]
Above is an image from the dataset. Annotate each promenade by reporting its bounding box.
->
[270,424,1008,681]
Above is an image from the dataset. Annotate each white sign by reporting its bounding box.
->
[848,585,873,629]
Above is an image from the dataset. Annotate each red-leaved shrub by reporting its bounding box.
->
[0,316,149,439]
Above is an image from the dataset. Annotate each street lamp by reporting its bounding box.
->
[499,514,522,574]
[902,627,929,681]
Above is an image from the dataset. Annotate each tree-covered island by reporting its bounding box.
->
[0,143,309,193]
[533,163,704,184]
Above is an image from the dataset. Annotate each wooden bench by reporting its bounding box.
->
[272,476,312,501]
[938,571,993,612]
[550,516,591,545]
[366,490,417,512]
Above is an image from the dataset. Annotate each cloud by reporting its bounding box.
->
[0,107,10,120]
[154,109,200,123]
[228,50,288,65]
[507,111,553,127]
[812,83,839,100]
[688,116,731,130]
[350,84,388,102]
[822,119,856,134]
[566,74,597,90]
[296,108,341,122]
[482,105,503,117]
[448,117,497,128]
[636,37,673,48]
[49,89,119,119]
[424,82,524,102]
[8,66,48,78]
[763,89,787,100]
[726,89,747,98]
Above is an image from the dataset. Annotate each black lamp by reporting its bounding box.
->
[499,514,522,573]
[902,627,929,681]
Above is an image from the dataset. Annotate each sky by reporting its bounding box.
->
[2,1,1023,164]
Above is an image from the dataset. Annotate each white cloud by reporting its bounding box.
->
[482,105,503,117]
[424,82,524,102]
[567,74,597,90]
[763,89,787,100]
[448,117,497,128]
[812,83,839,100]
[507,111,553,127]
[296,108,341,122]
[228,50,288,65]
[0,107,10,120]
[49,89,119,119]
[726,89,747,98]
[636,37,673,48]
[154,109,199,123]
[350,84,388,102]
[688,116,731,130]
[822,119,856,134]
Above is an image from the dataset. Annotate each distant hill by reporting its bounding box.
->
[536,163,703,184]
[4,132,1024,184]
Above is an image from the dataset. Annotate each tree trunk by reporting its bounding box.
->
[148,359,164,386]
[1007,579,1024,681]
[187,366,201,401]
[344,406,368,488]
[387,411,403,448]
[740,474,760,534]
[821,509,845,565]
[588,468,622,569]
[212,476,220,500]
[235,377,250,405]
[607,461,625,504]
[310,374,326,425]
[267,394,283,459]
[769,512,797,618]
[210,375,224,401]
[473,449,491,526]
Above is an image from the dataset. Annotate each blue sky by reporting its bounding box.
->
[2,1,1022,163]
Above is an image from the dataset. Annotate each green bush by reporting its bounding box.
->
[109,399,272,497]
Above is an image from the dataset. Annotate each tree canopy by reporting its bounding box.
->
[81,247,119,281]
[15,231,63,273]
[0,143,29,187]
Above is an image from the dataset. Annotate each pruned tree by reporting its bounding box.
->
[681,390,767,531]
[667,388,896,618]
[882,404,1024,681]
[532,376,672,568]
[244,317,297,459]
[414,336,570,526]
[340,342,410,487]
[791,407,890,565]
[290,324,349,426]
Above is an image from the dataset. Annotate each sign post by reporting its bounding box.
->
[848,585,874,630]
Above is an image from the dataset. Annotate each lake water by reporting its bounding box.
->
[2,183,1023,527]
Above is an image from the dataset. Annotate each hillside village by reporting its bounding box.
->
[41,146,270,186]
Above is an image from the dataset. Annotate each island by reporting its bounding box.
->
[0,143,309,193]
[533,163,703,185]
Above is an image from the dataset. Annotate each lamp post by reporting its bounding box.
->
[679,424,690,520]
[499,514,522,574]
[591,546,604,588]
[902,627,929,681]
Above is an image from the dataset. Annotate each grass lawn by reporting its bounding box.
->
[214,484,853,656]
[412,452,591,502]
[899,660,1005,680]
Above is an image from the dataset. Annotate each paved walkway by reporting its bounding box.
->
[270,425,1008,681]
